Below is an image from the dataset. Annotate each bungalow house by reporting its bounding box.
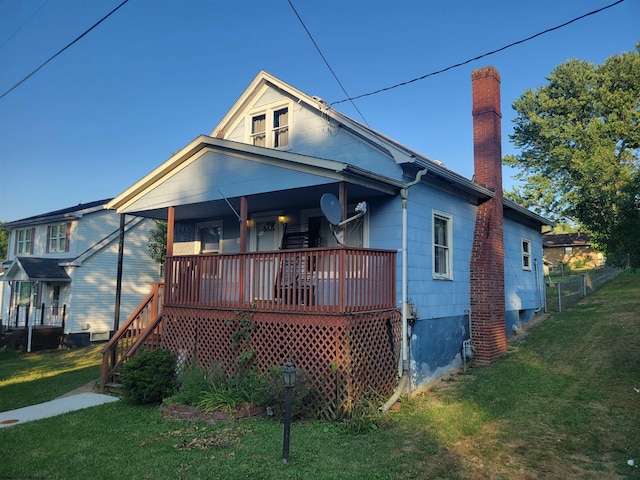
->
[103,67,552,417]
[1,200,161,349]
[543,233,605,272]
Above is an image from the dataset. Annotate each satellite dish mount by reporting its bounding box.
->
[320,193,367,245]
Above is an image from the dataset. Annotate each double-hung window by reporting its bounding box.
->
[48,223,68,252]
[522,238,532,270]
[16,228,32,254]
[433,211,453,280]
[248,104,290,149]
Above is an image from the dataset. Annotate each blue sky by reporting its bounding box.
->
[0,0,637,222]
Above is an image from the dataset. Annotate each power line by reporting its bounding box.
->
[0,0,130,101]
[0,0,50,50]
[286,0,370,126]
[330,0,626,106]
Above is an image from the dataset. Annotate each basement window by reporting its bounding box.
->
[522,238,532,270]
[433,211,453,280]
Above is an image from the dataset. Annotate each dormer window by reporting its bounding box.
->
[248,104,290,149]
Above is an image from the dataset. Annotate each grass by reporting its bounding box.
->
[0,343,103,411]
[1,272,639,479]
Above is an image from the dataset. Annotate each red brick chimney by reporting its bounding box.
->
[470,66,506,365]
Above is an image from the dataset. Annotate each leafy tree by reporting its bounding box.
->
[0,223,8,262]
[148,220,167,267]
[504,43,640,268]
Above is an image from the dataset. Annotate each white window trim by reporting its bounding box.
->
[432,210,453,280]
[49,223,67,252]
[245,100,292,150]
[17,228,32,255]
[522,238,532,271]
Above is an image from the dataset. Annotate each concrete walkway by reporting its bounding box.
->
[0,382,119,428]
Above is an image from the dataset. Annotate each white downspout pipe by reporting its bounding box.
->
[381,168,427,412]
[400,169,427,373]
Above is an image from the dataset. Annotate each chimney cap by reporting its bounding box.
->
[471,66,501,82]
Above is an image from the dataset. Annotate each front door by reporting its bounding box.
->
[250,215,283,300]
[252,215,282,252]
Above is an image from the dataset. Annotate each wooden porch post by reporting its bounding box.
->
[166,206,175,257]
[240,196,248,253]
[339,182,347,244]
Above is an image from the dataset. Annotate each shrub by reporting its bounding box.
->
[166,365,211,406]
[120,349,177,405]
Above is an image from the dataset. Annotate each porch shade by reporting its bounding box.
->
[7,257,72,282]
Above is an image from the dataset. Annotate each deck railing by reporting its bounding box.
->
[164,247,397,313]
[101,282,164,388]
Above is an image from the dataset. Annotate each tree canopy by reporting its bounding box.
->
[0,223,8,262]
[504,43,640,267]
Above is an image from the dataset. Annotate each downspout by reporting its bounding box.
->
[381,168,427,412]
[534,258,543,313]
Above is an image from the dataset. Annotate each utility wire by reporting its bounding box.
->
[330,0,625,106]
[286,0,370,126]
[0,0,130,101]
[0,0,50,50]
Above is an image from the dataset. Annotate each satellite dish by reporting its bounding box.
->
[320,193,342,225]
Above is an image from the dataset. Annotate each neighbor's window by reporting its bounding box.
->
[15,281,36,306]
[16,228,32,254]
[433,211,453,280]
[248,104,290,149]
[522,238,532,270]
[49,223,68,252]
[564,246,573,254]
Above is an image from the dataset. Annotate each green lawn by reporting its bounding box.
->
[1,272,639,479]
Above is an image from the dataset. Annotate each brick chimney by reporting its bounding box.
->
[470,66,506,365]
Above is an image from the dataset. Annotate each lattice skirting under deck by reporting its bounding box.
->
[158,306,401,419]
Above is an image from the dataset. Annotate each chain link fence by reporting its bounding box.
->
[545,266,622,313]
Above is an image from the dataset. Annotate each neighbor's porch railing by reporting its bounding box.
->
[164,247,397,313]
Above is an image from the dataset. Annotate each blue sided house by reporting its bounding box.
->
[103,67,551,417]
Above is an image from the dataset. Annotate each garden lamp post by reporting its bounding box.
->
[282,360,296,464]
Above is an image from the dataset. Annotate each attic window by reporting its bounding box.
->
[251,114,266,146]
[248,104,290,149]
[273,108,289,148]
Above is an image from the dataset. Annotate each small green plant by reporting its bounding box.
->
[341,392,388,434]
[165,364,210,406]
[120,349,178,405]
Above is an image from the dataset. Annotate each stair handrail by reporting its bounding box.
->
[101,282,164,389]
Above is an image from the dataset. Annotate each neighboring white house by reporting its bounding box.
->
[1,199,161,346]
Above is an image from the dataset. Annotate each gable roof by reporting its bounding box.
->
[106,136,405,217]
[108,70,551,227]
[5,199,112,227]
[4,257,72,282]
[211,70,496,201]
